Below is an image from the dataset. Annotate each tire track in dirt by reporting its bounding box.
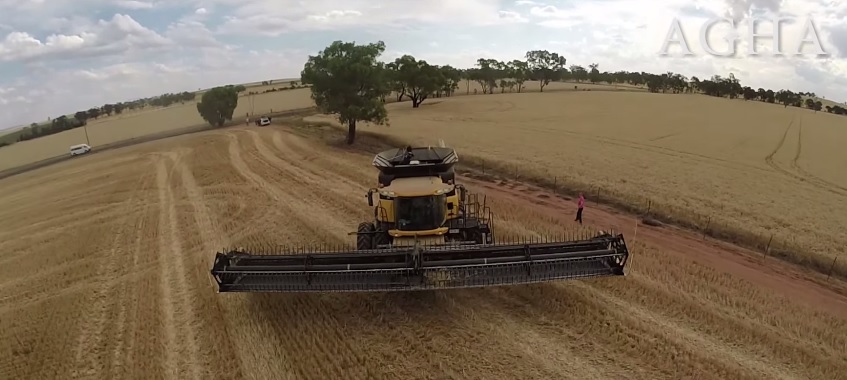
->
[181,133,281,245]
[788,119,847,196]
[223,131,381,379]
[107,171,156,379]
[225,131,356,244]
[0,205,130,253]
[611,271,847,377]
[173,155,248,379]
[154,153,202,380]
[270,129,374,189]
[465,293,630,379]
[576,281,804,380]
[765,118,847,197]
[763,118,793,173]
[244,129,370,222]
[70,160,155,379]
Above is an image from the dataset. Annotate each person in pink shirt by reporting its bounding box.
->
[575,192,585,224]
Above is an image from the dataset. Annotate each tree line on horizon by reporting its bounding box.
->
[3,40,845,148]
[294,40,847,144]
[8,85,251,145]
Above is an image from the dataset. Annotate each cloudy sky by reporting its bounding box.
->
[0,0,845,129]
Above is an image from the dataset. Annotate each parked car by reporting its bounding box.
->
[255,116,271,126]
[69,143,91,156]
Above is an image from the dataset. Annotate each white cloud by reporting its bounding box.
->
[1,0,847,129]
[214,0,530,36]
[114,0,156,10]
[306,10,362,22]
[0,14,170,62]
[498,10,529,23]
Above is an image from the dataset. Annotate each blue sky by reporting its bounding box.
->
[1,0,846,129]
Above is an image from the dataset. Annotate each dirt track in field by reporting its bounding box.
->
[1,125,845,380]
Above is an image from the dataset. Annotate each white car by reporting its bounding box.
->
[256,117,271,126]
[69,143,91,156]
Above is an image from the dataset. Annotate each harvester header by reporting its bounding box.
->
[210,145,630,293]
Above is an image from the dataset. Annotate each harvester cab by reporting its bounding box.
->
[209,145,630,293]
[356,145,493,250]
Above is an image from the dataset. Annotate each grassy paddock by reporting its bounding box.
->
[293,91,847,281]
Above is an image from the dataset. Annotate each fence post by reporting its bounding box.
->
[481,159,485,175]
[827,255,839,280]
[553,176,557,193]
[596,186,601,202]
[702,216,711,240]
[764,234,773,256]
[646,200,652,215]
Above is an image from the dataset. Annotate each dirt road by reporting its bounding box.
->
[1,125,845,380]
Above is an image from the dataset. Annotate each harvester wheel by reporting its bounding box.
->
[372,228,390,248]
[466,228,483,244]
[356,222,375,250]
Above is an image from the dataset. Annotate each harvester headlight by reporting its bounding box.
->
[379,190,396,197]
[435,188,448,195]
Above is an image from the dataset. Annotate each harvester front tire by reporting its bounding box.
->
[357,222,375,250]
[372,228,390,248]
[466,228,483,244]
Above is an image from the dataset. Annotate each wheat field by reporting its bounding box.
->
[303,90,847,275]
[0,81,639,172]
[1,114,845,379]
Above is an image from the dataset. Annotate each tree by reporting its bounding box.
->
[469,58,500,94]
[102,103,114,116]
[508,60,529,93]
[588,63,601,83]
[438,65,461,97]
[390,55,444,107]
[196,86,239,127]
[804,98,815,109]
[525,50,567,91]
[403,59,442,107]
[569,65,587,83]
[742,86,757,100]
[300,40,391,145]
[74,111,89,125]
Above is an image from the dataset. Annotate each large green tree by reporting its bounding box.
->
[300,40,391,144]
[525,50,567,91]
[391,55,444,107]
[196,86,239,127]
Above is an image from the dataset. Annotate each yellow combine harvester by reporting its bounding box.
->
[210,145,629,292]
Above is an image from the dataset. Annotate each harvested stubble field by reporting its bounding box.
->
[1,116,846,380]
[308,90,847,277]
[0,80,638,173]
